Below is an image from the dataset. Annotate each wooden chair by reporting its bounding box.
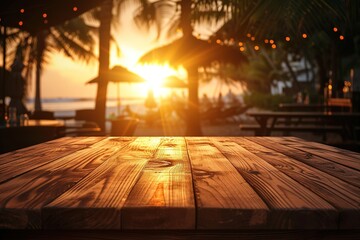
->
[64,109,103,136]
[110,118,139,136]
[75,109,99,125]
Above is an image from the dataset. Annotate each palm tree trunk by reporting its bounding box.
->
[95,0,112,131]
[35,31,46,111]
[186,66,202,135]
[181,0,202,135]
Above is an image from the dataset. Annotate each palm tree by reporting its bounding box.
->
[94,0,143,131]
[12,16,97,111]
[213,0,351,97]
[95,0,112,131]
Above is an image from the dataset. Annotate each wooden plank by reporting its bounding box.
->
[43,137,162,230]
[186,137,269,229]
[212,137,338,229]
[0,137,132,229]
[275,137,360,170]
[249,137,360,188]
[0,137,77,164]
[0,137,104,183]
[122,137,195,230]
[234,137,360,229]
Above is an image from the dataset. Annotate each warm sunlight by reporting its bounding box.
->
[130,64,184,97]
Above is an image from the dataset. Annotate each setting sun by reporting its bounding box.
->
[130,64,185,97]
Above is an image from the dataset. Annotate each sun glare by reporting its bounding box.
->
[131,64,181,97]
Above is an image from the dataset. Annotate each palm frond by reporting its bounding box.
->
[49,28,96,63]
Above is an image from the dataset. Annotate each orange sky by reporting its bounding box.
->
[30,3,242,100]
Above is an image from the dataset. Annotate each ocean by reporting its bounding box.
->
[25,97,147,118]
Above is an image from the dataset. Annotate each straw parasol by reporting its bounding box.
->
[87,65,145,115]
[139,35,247,68]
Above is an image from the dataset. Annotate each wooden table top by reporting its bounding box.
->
[0,136,359,231]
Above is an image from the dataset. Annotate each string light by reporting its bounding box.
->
[20,9,25,13]
[246,33,251,38]
[271,44,276,49]
[264,39,269,44]
[42,13,48,18]
[285,36,290,42]
[238,42,243,47]
[302,33,307,38]
[73,6,78,12]
[251,36,255,41]
[44,19,48,24]
[339,35,344,40]
[254,45,260,51]
[18,21,23,26]
[333,27,338,32]
[239,47,245,52]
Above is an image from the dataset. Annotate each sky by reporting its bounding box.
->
[30,2,243,100]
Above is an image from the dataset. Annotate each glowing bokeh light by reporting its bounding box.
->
[130,64,182,97]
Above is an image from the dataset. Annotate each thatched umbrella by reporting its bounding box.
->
[140,35,247,68]
[87,65,145,115]
[139,35,247,135]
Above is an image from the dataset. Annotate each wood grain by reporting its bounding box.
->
[0,137,78,165]
[186,137,269,229]
[0,137,104,183]
[0,136,359,231]
[270,137,360,171]
[0,137,131,229]
[249,137,360,188]
[43,137,162,229]
[234,137,360,229]
[212,137,337,229]
[122,137,195,230]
